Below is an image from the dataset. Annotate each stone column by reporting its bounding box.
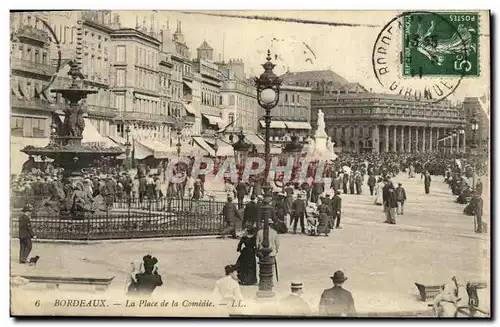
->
[400,126,405,152]
[385,125,389,152]
[429,128,433,152]
[372,125,380,153]
[415,127,419,153]
[462,132,466,154]
[407,126,412,152]
[422,127,426,153]
[392,126,397,152]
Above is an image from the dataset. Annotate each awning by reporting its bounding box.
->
[192,136,216,156]
[134,138,171,159]
[133,139,153,160]
[183,81,193,89]
[10,136,50,174]
[203,114,225,128]
[183,103,196,116]
[244,133,265,153]
[82,118,117,148]
[108,135,127,146]
[284,121,312,130]
[215,140,234,157]
[259,120,287,129]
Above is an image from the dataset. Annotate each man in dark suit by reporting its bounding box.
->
[342,173,349,194]
[19,204,35,264]
[291,193,307,234]
[279,281,311,316]
[367,174,377,196]
[242,195,258,228]
[319,270,356,317]
[221,196,240,239]
[332,190,342,229]
[236,181,247,210]
[424,172,432,194]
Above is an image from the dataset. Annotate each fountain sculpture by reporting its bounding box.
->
[21,61,123,218]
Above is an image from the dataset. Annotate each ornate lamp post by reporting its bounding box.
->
[470,111,479,189]
[124,125,132,170]
[232,131,251,182]
[174,118,185,157]
[254,49,282,299]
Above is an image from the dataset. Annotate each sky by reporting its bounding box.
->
[116,10,490,102]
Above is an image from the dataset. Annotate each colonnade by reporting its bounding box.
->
[330,124,467,154]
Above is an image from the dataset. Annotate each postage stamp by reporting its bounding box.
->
[402,12,479,77]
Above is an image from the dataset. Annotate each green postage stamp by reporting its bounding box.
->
[402,12,479,77]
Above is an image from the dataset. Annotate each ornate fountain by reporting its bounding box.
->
[21,60,123,218]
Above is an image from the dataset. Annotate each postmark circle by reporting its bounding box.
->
[372,11,477,103]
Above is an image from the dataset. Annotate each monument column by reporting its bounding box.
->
[400,126,405,152]
[429,127,433,152]
[422,127,426,153]
[407,127,412,152]
[392,126,397,152]
[372,125,380,153]
[384,126,389,152]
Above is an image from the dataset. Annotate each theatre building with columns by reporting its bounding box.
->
[312,93,466,153]
[281,70,466,154]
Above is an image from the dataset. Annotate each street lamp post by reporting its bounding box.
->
[174,118,185,158]
[124,125,131,170]
[254,49,282,299]
[232,131,251,182]
[470,111,479,190]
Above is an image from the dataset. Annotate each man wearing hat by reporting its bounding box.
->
[242,195,258,229]
[332,189,343,229]
[319,270,356,317]
[279,281,311,316]
[291,192,307,234]
[221,196,240,239]
[395,182,407,215]
[18,204,35,264]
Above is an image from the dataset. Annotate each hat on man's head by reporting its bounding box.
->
[398,182,402,186]
[142,254,158,270]
[330,270,348,284]
[224,264,237,275]
[22,204,33,212]
[250,194,256,201]
[291,281,303,290]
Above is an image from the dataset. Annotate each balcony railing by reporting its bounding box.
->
[17,25,49,43]
[10,98,62,112]
[11,58,56,76]
[86,104,118,116]
[118,111,172,123]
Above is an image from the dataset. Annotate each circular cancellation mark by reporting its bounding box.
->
[371,11,477,103]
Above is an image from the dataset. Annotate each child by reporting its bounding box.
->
[125,261,143,294]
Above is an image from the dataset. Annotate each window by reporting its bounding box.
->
[42,52,47,64]
[285,94,288,103]
[228,113,235,124]
[220,96,223,105]
[10,116,23,137]
[34,51,39,63]
[115,45,126,63]
[115,94,125,111]
[229,95,235,106]
[27,48,32,61]
[116,69,126,87]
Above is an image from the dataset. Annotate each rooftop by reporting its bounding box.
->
[197,40,213,51]
[280,70,349,87]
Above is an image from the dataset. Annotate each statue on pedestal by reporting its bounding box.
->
[315,109,327,137]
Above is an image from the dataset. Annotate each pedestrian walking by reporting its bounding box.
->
[279,282,312,316]
[221,196,240,239]
[319,270,356,317]
[18,204,35,264]
[424,172,432,194]
[332,190,342,229]
[367,174,376,196]
[291,193,307,234]
[395,182,407,215]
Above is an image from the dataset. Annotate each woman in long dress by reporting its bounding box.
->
[374,177,384,205]
[235,226,257,285]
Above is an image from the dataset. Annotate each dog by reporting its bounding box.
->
[28,256,40,266]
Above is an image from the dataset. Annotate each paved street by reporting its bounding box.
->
[11,173,490,315]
